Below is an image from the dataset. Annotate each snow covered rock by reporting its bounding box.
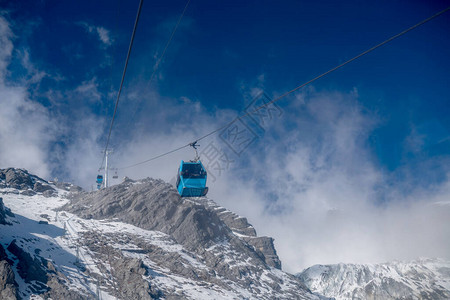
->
[3,168,34,190]
[63,177,312,299]
[192,197,282,269]
[0,168,59,196]
[64,178,282,270]
[297,259,450,300]
[33,181,55,193]
[0,216,86,299]
[7,239,48,286]
[53,181,83,193]
[0,169,319,299]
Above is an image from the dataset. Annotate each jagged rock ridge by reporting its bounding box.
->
[63,177,313,299]
[0,167,83,196]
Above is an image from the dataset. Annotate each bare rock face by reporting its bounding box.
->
[0,198,8,225]
[62,178,310,299]
[64,179,231,252]
[3,168,34,190]
[111,257,162,300]
[193,197,282,269]
[53,181,83,193]
[0,245,18,300]
[43,276,87,300]
[0,197,14,225]
[244,236,281,269]
[0,168,57,195]
[7,240,49,287]
[0,261,18,300]
[63,178,280,268]
[20,190,37,196]
[33,181,54,193]
[0,168,81,197]
[5,240,87,299]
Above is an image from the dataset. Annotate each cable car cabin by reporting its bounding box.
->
[96,175,103,185]
[176,160,208,197]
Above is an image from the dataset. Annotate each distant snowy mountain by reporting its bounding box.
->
[0,168,320,299]
[297,259,450,300]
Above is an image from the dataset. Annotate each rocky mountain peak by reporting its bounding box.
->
[0,168,35,189]
[0,168,82,196]
[297,259,450,300]
[64,177,282,270]
[0,168,55,196]
[0,170,319,299]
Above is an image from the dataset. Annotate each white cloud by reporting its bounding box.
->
[74,77,102,103]
[61,114,105,188]
[0,16,106,182]
[18,50,48,84]
[0,83,58,178]
[0,16,58,178]
[1,13,449,278]
[206,91,450,273]
[88,81,449,274]
[89,82,449,273]
[78,22,112,46]
[95,26,111,45]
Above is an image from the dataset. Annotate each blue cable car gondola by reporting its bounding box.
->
[96,175,103,189]
[96,175,103,184]
[176,142,208,197]
[176,160,208,197]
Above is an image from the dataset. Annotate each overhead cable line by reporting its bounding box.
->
[120,144,190,170]
[128,0,192,122]
[149,0,191,85]
[100,0,144,170]
[119,5,450,170]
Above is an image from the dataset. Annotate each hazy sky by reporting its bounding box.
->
[1,0,449,272]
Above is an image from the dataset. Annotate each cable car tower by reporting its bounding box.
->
[97,149,115,189]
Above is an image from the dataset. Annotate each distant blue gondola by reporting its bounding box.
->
[96,175,103,184]
[176,160,208,197]
[96,175,103,189]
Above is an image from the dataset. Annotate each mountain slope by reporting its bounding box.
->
[0,168,319,299]
[297,259,450,300]
[62,176,312,299]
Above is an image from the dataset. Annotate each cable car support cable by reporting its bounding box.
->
[99,0,144,171]
[149,0,191,85]
[118,5,450,170]
[127,0,192,124]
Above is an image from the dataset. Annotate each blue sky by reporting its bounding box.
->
[1,0,449,272]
